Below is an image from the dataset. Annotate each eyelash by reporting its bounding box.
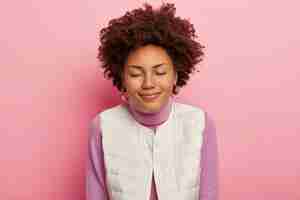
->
[129,72,166,77]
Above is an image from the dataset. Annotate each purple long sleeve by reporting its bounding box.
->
[199,112,219,200]
[86,116,108,200]
[86,110,218,200]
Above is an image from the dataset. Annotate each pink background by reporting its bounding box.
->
[1,0,299,199]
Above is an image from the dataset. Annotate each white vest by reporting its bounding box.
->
[99,101,205,200]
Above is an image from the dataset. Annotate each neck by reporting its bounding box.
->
[126,97,174,128]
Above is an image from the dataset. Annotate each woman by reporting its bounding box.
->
[86,3,218,200]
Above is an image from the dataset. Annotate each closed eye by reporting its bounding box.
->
[129,74,141,77]
[156,72,167,76]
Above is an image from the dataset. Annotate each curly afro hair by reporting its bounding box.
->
[97,2,205,94]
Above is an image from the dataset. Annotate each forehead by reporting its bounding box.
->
[125,44,173,69]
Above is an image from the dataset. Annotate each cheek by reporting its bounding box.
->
[125,79,141,93]
[158,78,175,90]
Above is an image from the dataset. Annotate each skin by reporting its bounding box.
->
[122,44,177,113]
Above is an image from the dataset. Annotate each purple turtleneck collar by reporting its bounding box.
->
[125,97,174,128]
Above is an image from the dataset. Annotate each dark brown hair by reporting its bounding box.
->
[97,2,205,94]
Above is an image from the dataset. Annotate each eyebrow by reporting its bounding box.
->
[127,63,165,70]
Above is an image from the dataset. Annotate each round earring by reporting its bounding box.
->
[172,84,179,97]
[120,88,129,103]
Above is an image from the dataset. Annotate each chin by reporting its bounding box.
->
[139,103,162,113]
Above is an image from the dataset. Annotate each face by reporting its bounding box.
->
[122,44,177,113]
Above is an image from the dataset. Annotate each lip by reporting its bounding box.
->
[139,92,161,101]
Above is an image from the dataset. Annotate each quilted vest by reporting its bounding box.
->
[99,101,205,200]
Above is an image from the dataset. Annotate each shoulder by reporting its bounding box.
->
[173,101,206,122]
[173,101,216,131]
[174,101,206,114]
[90,103,129,134]
[98,103,129,121]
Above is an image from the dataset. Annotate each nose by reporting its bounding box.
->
[141,73,155,89]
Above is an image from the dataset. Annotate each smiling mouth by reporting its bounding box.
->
[139,93,161,101]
